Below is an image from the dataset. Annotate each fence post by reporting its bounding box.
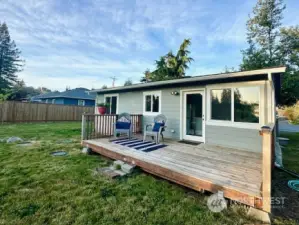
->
[261,125,273,213]
[81,114,86,141]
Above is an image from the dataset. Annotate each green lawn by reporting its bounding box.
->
[0,122,297,225]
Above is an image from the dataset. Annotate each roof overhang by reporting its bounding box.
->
[92,66,286,94]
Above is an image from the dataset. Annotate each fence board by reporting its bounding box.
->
[0,101,94,123]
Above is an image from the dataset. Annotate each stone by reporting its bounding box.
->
[95,167,127,178]
[113,160,125,168]
[82,147,93,154]
[7,137,24,143]
[247,207,271,224]
[121,163,136,174]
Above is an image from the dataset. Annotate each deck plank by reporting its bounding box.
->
[83,139,263,208]
[85,138,262,198]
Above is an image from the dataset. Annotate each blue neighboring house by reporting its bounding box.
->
[31,88,96,106]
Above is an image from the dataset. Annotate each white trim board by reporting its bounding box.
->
[143,91,162,116]
[206,81,266,129]
[104,93,119,114]
[180,88,206,142]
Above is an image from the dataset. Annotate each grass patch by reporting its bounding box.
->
[272,132,299,224]
[0,122,297,224]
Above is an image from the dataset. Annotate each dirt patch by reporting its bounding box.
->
[272,169,299,221]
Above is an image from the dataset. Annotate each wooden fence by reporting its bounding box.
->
[82,114,143,140]
[0,101,94,123]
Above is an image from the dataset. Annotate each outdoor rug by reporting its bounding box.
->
[110,138,167,152]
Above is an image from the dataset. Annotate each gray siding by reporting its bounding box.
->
[160,89,181,139]
[205,125,262,153]
[118,92,143,114]
[117,90,181,139]
[96,84,265,153]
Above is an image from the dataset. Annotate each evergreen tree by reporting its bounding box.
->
[140,39,193,82]
[0,22,24,94]
[240,0,285,69]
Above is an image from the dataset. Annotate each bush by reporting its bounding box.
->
[283,103,299,124]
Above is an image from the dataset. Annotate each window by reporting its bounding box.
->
[51,99,55,104]
[45,99,48,104]
[143,91,161,115]
[104,94,118,114]
[211,89,231,121]
[234,87,259,123]
[78,100,85,106]
[208,85,261,127]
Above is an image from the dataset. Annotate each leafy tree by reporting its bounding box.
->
[140,39,193,82]
[140,69,151,82]
[0,22,24,94]
[278,26,299,104]
[101,84,108,89]
[5,80,52,101]
[124,78,133,86]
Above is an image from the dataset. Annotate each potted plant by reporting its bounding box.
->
[96,103,110,115]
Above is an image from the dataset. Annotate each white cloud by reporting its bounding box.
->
[2,0,298,91]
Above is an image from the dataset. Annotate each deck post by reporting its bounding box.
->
[261,125,273,213]
[81,113,86,141]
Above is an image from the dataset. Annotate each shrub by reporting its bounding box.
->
[283,103,299,124]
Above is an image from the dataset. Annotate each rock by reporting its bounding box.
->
[247,207,271,224]
[113,160,125,169]
[95,167,123,179]
[121,163,136,174]
[7,137,24,143]
[82,147,93,154]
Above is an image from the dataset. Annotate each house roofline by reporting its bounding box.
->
[37,96,95,100]
[91,66,286,94]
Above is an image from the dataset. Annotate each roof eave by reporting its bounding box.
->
[91,66,286,94]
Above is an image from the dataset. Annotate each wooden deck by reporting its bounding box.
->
[82,136,263,209]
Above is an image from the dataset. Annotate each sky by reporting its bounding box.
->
[1,0,299,91]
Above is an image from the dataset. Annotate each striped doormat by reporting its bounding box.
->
[110,138,167,152]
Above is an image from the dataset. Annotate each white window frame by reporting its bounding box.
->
[104,94,119,114]
[206,81,266,129]
[51,99,55,104]
[143,91,162,116]
[45,99,48,104]
[78,99,85,106]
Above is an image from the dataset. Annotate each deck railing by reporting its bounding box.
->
[260,123,276,213]
[81,114,143,140]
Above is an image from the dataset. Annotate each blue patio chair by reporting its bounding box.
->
[143,114,167,144]
[114,113,132,139]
